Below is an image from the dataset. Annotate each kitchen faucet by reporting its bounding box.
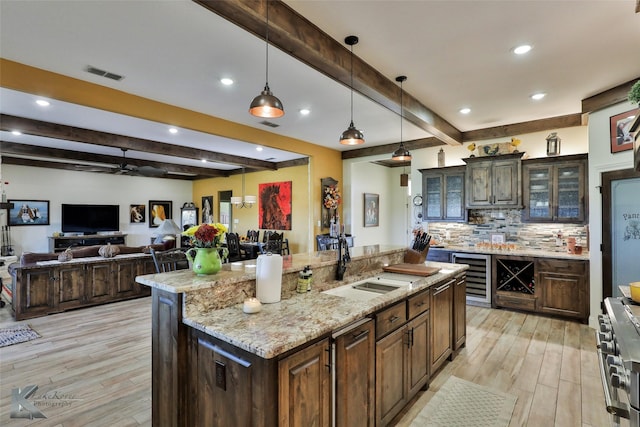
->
[335,232,350,280]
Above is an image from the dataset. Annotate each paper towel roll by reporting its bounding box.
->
[256,253,283,303]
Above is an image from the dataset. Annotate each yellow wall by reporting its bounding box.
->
[193,164,315,253]
[1,59,344,251]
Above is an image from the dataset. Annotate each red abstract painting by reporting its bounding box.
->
[258,181,292,230]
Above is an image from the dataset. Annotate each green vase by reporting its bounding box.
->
[186,247,226,276]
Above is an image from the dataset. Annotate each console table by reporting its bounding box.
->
[48,234,127,252]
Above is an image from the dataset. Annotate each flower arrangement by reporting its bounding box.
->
[182,223,228,248]
[323,185,341,210]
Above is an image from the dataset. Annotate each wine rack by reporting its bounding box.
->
[495,258,535,294]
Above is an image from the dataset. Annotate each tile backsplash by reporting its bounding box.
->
[424,208,588,252]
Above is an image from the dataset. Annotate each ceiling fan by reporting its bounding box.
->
[74,148,167,177]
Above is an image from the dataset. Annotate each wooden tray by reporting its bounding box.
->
[382,263,441,277]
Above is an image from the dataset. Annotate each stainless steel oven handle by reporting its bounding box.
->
[596,344,630,419]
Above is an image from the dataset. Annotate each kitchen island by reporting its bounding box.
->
[136,245,468,427]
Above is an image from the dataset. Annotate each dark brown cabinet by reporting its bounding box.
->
[376,291,431,427]
[464,153,523,208]
[537,259,589,320]
[12,255,152,320]
[17,268,54,318]
[453,273,467,352]
[522,154,587,223]
[56,263,86,309]
[334,319,375,427]
[420,166,466,221]
[279,338,331,427]
[431,279,453,374]
[492,255,589,322]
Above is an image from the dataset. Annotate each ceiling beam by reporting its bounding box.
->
[462,114,584,142]
[0,114,278,170]
[342,137,442,160]
[0,141,230,178]
[581,78,639,113]
[0,156,198,180]
[193,0,462,146]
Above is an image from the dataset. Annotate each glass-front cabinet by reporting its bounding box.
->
[420,166,466,222]
[522,154,587,223]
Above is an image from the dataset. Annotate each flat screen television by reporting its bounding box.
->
[61,204,120,234]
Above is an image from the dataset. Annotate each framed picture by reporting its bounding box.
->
[130,204,146,224]
[610,108,639,153]
[149,200,172,228]
[201,196,213,223]
[259,181,292,230]
[8,200,50,226]
[363,193,379,227]
[181,207,198,229]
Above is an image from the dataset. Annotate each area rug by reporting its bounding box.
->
[0,324,41,347]
[409,376,517,427]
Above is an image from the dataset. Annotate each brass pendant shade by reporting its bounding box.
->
[392,75,411,161]
[340,35,364,145]
[249,0,284,118]
[392,143,412,161]
[340,121,365,146]
[249,84,284,118]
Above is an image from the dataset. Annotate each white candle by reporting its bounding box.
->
[243,297,262,314]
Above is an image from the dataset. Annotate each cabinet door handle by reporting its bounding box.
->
[325,346,331,369]
[434,281,452,294]
[352,330,368,341]
[389,315,400,323]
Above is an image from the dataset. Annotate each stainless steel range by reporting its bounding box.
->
[597,294,640,426]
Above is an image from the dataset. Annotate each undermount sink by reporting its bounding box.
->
[321,276,413,301]
[351,281,401,294]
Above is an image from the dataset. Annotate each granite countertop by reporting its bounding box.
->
[136,244,406,294]
[429,244,589,260]
[184,261,467,359]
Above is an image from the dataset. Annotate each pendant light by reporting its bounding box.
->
[231,168,256,208]
[391,75,412,161]
[249,0,284,118]
[339,35,365,145]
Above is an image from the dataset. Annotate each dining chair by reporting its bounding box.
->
[247,230,259,243]
[262,230,274,243]
[264,232,283,255]
[150,247,190,273]
[225,232,246,262]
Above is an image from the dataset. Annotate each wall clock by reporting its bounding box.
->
[413,195,423,206]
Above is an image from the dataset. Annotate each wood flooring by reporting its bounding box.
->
[0,298,616,426]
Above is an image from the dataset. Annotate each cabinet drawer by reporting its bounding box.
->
[376,302,407,339]
[407,289,430,319]
[495,292,536,311]
[536,259,586,275]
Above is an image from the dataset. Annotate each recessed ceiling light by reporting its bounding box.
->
[459,107,471,114]
[256,146,264,152]
[513,45,532,55]
[220,78,234,86]
[11,130,22,136]
[35,99,50,107]
[201,159,207,163]
[531,93,546,100]
[169,127,178,134]
[299,108,311,115]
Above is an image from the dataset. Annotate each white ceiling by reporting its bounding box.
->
[0,0,639,173]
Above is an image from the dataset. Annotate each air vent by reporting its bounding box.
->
[85,65,124,81]
[259,120,279,128]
